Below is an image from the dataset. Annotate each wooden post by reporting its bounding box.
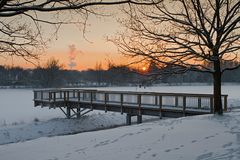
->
[137,115,142,124]
[120,93,123,114]
[66,107,71,119]
[155,95,158,106]
[126,114,131,125]
[210,97,214,113]
[78,91,80,102]
[175,96,178,107]
[90,92,93,104]
[40,91,43,107]
[198,97,201,109]
[41,91,43,100]
[138,94,141,115]
[104,93,108,112]
[67,91,69,101]
[49,92,51,101]
[183,96,186,116]
[224,95,228,112]
[64,91,66,101]
[53,92,56,102]
[159,95,162,119]
[33,91,37,107]
[90,92,93,110]
[76,107,81,118]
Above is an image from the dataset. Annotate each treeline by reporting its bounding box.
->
[0,59,142,88]
[0,59,240,88]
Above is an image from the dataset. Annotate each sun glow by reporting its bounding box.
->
[142,66,147,71]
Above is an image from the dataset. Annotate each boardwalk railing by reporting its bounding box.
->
[34,89,228,124]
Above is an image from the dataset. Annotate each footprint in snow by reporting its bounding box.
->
[196,152,213,160]
[119,133,135,139]
[164,149,172,152]
[94,140,110,148]
[152,153,157,157]
[141,128,152,132]
[135,148,152,159]
[222,142,233,148]
[110,138,119,143]
[191,140,197,143]
[75,147,87,153]
[135,153,141,159]
[64,153,71,158]
[204,135,215,139]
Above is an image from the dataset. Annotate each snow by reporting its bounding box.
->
[0,89,64,125]
[0,112,126,145]
[0,84,240,160]
[1,111,240,160]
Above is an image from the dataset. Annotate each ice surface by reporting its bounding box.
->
[0,89,63,125]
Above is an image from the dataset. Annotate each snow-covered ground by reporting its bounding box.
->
[0,89,64,125]
[0,112,130,145]
[1,111,240,160]
[0,84,240,160]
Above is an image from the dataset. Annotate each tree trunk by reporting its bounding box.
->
[213,60,223,115]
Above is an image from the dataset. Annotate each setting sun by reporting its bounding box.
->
[142,66,147,71]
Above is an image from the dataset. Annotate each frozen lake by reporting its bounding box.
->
[0,84,240,125]
[0,89,64,125]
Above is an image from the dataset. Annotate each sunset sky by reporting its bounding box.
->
[0,7,129,71]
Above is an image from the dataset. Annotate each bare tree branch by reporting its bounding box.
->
[113,0,240,114]
[0,0,160,62]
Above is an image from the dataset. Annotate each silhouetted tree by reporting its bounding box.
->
[114,0,240,114]
[43,58,63,87]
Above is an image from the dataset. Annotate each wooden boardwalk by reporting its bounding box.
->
[33,89,228,125]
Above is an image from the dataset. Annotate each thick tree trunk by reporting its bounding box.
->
[213,60,223,115]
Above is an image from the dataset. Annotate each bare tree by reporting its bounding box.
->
[0,0,156,62]
[44,57,63,87]
[113,0,240,114]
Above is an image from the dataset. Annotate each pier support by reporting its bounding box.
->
[66,107,71,119]
[137,115,142,124]
[126,114,132,125]
[76,107,81,118]
[126,114,142,125]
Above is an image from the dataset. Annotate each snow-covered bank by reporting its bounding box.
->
[0,111,162,145]
[1,111,240,160]
[0,112,126,145]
